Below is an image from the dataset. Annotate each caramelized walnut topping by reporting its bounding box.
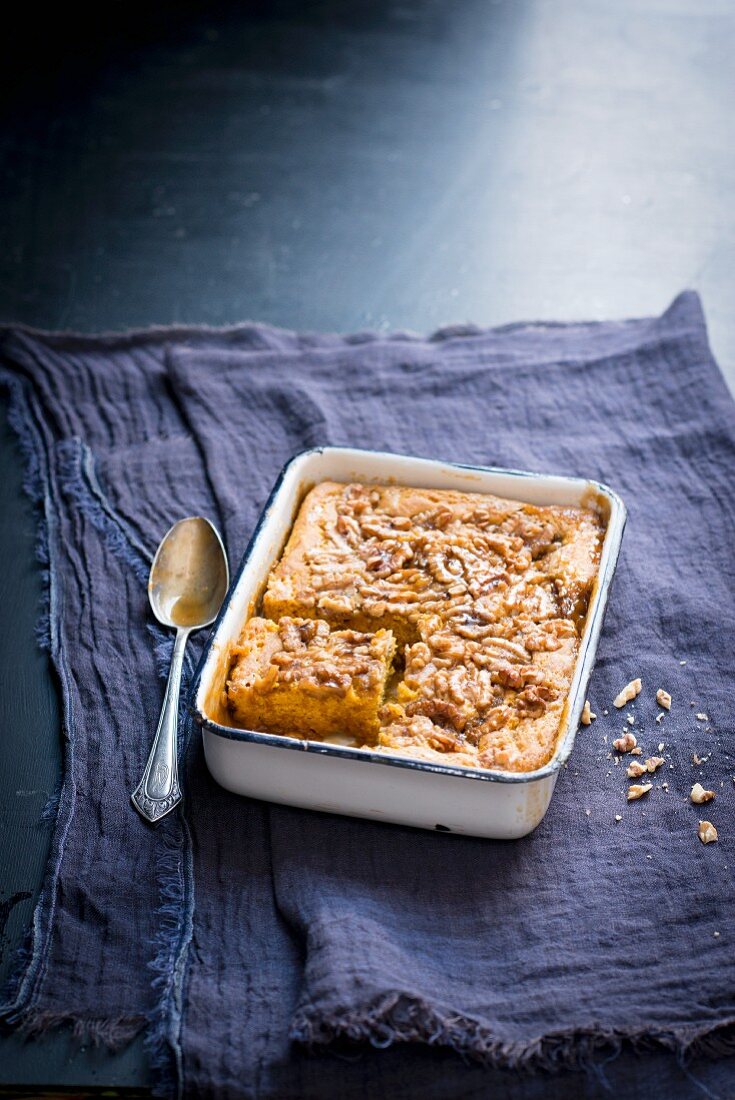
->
[515,684,557,718]
[253,482,605,770]
[493,664,525,690]
[240,617,394,697]
[405,698,467,732]
[317,594,354,616]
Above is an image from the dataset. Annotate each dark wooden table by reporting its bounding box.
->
[1,0,733,1094]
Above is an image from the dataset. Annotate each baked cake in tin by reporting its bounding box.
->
[227,481,604,772]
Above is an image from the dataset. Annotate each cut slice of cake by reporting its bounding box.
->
[227,616,396,744]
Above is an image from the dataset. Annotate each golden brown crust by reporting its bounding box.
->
[233,481,604,772]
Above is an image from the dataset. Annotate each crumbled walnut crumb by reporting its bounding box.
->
[614,814,622,822]
[696,713,709,721]
[662,782,669,790]
[613,732,637,753]
[630,747,643,756]
[646,757,665,773]
[627,761,648,778]
[714,932,720,937]
[581,700,596,726]
[626,714,635,726]
[691,782,715,804]
[698,821,718,844]
[679,660,686,665]
[655,713,665,724]
[657,742,665,751]
[656,688,671,710]
[628,783,652,801]
[614,679,642,708]
[584,808,591,816]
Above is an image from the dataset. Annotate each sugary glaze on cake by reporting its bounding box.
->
[228,481,605,772]
[228,616,395,744]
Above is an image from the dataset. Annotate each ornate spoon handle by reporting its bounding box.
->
[132,627,189,823]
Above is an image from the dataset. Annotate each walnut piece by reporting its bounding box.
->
[630,746,643,756]
[612,732,637,753]
[690,782,715,804]
[696,713,709,722]
[646,757,665,773]
[614,678,642,708]
[656,688,671,710]
[626,761,648,778]
[698,821,718,844]
[581,700,596,726]
[627,783,652,801]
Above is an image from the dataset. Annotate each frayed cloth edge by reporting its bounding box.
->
[0,289,703,348]
[291,992,735,1076]
[52,437,193,1094]
[144,810,194,1100]
[15,1010,146,1050]
[0,388,190,1088]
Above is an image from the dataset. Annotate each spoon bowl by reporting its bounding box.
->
[132,517,229,823]
[149,517,229,631]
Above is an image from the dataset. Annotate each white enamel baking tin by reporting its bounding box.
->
[190,448,626,839]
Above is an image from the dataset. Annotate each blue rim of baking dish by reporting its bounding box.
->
[188,446,627,786]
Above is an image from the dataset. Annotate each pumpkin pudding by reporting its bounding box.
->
[227,481,604,772]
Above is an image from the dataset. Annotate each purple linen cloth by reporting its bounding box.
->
[1,292,735,1099]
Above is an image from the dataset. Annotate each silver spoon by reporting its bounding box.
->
[132,517,229,823]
